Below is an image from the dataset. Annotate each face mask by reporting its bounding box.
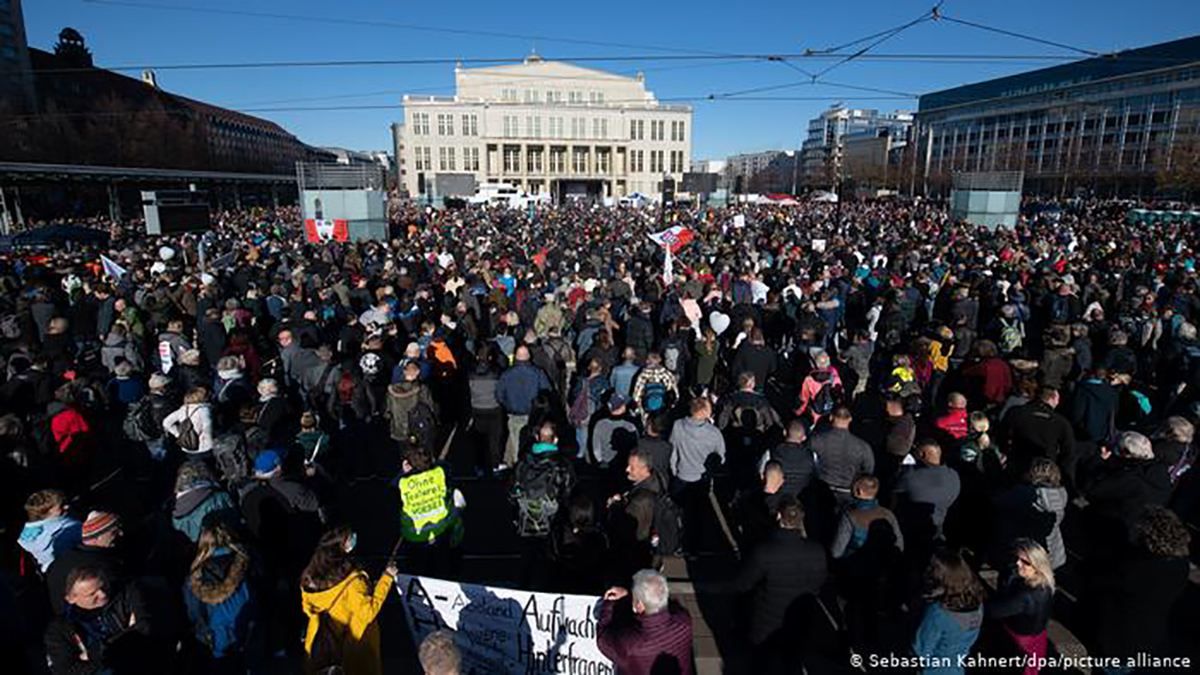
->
[344,532,358,554]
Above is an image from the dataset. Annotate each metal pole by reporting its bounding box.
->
[12,187,25,229]
[0,188,10,235]
[107,183,121,223]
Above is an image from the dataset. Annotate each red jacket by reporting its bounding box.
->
[963,357,1013,406]
[50,405,90,463]
[935,408,969,441]
[598,599,694,675]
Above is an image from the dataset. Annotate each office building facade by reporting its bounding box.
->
[398,55,692,199]
[0,0,34,111]
[915,35,1200,195]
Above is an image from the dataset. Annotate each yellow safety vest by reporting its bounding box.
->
[399,466,449,533]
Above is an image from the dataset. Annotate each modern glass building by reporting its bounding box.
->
[915,35,1200,196]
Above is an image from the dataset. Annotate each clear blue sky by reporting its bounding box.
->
[23,0,1200,158]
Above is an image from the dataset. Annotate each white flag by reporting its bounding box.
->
[99,254,127,281]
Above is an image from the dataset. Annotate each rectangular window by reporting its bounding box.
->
[631,150,643,173]
[464,147,480,171]
[650,120,664,141]
[436,114,452,136]
[569,91,584,104]
[503,115,518,138]
[502,89,518,102]
[592,118,608,139]
[461,114,478,136]
[571,117,587,140]
[573,148,588,173]
[503,147,520,173]
[597,152,610,173]
[413,113,430,135]
[527,149,543,173]
[524,89,539,104]
[550,148,565,173]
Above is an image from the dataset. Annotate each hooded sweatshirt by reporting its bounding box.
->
[19,515,82,572]
[301,571,394,675]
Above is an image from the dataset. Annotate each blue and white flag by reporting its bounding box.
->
[99,254,127,281]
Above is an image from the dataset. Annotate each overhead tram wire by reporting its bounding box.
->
[935,13,1103,57]
[809,2,944,80]
[82,0,742,58]
[34,51,1170,76]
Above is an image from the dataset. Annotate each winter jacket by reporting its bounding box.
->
[731,343,778,389]
[894,463,961,536]
[173,484,237,542]
[49,403,91,461]
[1069,378,1118,443]
[495,362,552,415]
[597,599,694,675]
[986,575,1052,637]
[609,361,640,399]
[796,367,843,419]
[717,390,783,432]
[912,602,982,675]
[765,441,816,497]
[301,571,394,675]
[18,515,82,573]
[45,583,153,675]
[386,382,436,442]
[1082,458,1171,537]
[183,547,257,659]
[670,417,726,483]
[810,428,874,493]
[46,544,125,615]
[107,376,146,409]
[1004,401,1075,471]
[156,331,192,373]
[934,409,968,442]
[962,357,1012,407]
[100,333,143,374]
[533,303,565,338]
[711,528,828,645]
[831,499,905,558]
[468,371,501,411]
[163,402,215,455]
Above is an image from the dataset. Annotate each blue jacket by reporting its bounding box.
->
[19,516,82,573]
[912,602,982,674]
[610,362,640,399]
[496,362,551,415]
[183,547,257,659]
[173,486,236,542]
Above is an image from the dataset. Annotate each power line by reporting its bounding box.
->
[936,13,1103,57]
[31,51,1133,76]
[811,3,943,80]
[82,0,739,58]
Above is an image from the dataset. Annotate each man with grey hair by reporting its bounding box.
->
[418,630,461,674]
[598,569,694,674]
[1082,430,1171,546]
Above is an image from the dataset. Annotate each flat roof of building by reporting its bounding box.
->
[918,34,1200,113]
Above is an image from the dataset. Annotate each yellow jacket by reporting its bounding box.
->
[301,570,394,675]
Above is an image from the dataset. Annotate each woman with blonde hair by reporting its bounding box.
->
[183,520,261,671]
[986,539,1054,675]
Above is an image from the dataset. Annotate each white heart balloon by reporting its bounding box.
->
[709,311,731,336]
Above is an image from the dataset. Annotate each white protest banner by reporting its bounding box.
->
[732,213,745,229]
[812,238,827,253]
[397,574,613,675]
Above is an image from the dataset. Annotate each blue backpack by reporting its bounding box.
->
[642,381,668,413]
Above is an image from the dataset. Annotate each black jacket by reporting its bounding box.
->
[1070,379,1118,443]
[1004,401,1075,470]
[712,528,828,645]
[1089,552,1190,658]
[767,441,816,497]
[45,545,126,615]
[45,582,154,675]
[731,343,778,389]
[1082,458,1171,536]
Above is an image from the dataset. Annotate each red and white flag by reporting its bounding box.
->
[304,219,349,243]
[648,225,694,253]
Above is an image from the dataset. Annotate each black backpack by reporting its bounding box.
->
[176,408,201,452]
[213,433,251,487]
[652,488,684,556]
[306,603,347,675]
[512,460,565,538]
[122,397,161,442]
[810,376,841,416]
[407,402,437,451]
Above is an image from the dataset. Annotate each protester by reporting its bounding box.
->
[986,540,1055,675]
[598,570,693,675]
[912,549,985,675]
[300,527,398,675]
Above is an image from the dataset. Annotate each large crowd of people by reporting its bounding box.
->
[0,196,1197,674]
